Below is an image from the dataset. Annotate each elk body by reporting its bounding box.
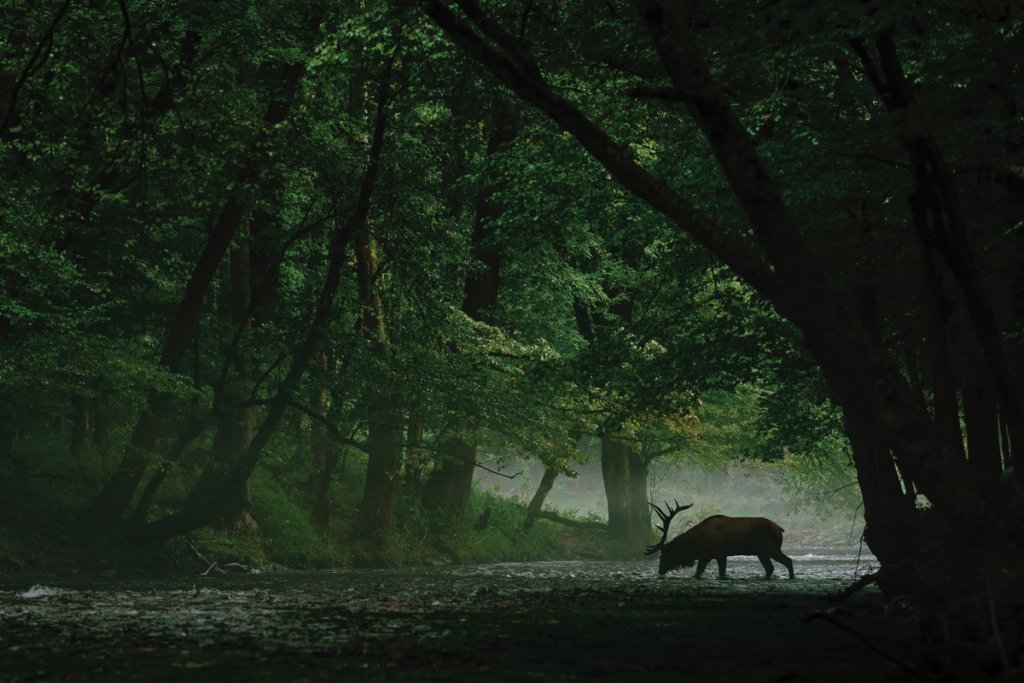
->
[644,502,794,579]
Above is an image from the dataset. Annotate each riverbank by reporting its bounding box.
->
[0,486,639,581]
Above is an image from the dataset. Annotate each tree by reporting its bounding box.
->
[421,96,516,519]
[420,0,1024,669]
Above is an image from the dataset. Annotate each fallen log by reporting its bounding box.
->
[533,510,608,531]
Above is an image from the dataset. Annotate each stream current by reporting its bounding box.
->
[1,550,914,682]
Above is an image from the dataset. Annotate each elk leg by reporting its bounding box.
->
[694,558,710,578]
[771,550,795,579]
[758,555,775,579]
[715,557,727,579]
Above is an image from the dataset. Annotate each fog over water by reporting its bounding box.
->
[475,452,866,550]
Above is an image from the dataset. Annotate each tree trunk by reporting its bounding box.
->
[90,57,312,526]
[136,60,391,543]
[403,417,425,490]
[841,407,918,565]
[210,224,257,530]
[422,97,516,521]
[311,446,341,532]
[524,465,559,530]
[353,180,402,541]
[422,439,477,518]
[90,190,246,524]
[627,450,651,539]
[963,356,1003,490]
[310,352,337,530]
[357,413,404,539]
[601,436,633,540]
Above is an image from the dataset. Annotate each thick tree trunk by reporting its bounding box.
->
[421,439,477,518]
[210,217,257,530]
[841,407,918,567]
[421,98,515,522]
[353,186,402,541]
[601,436,633,540]
[627,451,651,539]
[357,413,404,538]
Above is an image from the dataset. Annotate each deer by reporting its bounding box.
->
[643,501,794,579]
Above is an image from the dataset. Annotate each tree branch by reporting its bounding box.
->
[1,0,73,135]
[420,0,780,301]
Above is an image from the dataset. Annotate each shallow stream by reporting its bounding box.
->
[0,550,918,682]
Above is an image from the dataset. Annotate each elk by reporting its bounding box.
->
[644,501,794,579]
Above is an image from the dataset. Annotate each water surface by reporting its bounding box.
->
[0,550,915,682]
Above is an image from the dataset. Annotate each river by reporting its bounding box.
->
[0,550,919,682]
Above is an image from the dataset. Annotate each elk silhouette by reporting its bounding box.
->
[644,501,794,579]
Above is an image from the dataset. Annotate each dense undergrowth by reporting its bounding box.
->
[0,437,635,579]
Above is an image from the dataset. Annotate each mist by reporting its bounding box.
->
[475,452,866,550]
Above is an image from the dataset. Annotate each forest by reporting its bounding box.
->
[1,0,1022,680]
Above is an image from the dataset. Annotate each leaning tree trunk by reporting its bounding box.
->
[210,224,257,530]
[136,61,391,543]
[524,465,559,530]
[90,55,313,526]
[90,193,250,525]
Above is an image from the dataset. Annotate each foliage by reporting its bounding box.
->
[16,0,1016,566]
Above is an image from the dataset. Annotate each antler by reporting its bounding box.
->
[643,500,693,555]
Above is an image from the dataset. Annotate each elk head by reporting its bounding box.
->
[643,500,694,575]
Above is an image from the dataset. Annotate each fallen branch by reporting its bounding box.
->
[805,610,917,677]
[828,571,879,602]
[534,510,608,530]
